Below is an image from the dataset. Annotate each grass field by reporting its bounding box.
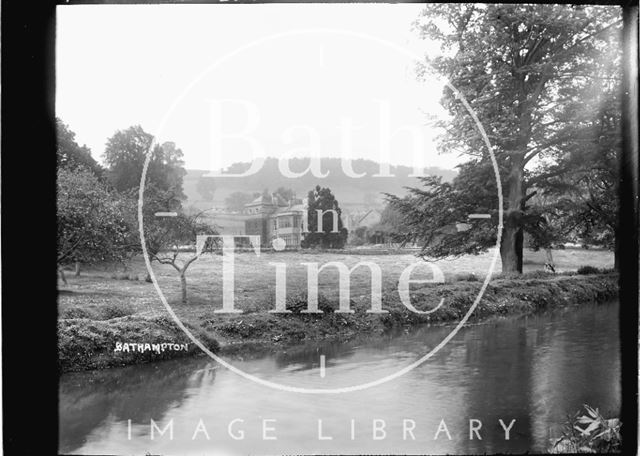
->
[60,247,613,310]
[58,248,616,371]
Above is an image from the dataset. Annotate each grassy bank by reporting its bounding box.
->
[58,254,618,372]
[58,312,220,372]
[204,272,618,354]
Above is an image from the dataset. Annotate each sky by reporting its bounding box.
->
[56,4,462,172]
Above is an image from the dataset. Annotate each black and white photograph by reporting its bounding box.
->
[2,1,638,454]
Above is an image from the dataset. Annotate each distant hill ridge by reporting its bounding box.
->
[183,157,457,209]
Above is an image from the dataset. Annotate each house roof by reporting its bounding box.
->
[273,204,306,216]
[245,193,289,207]
[245,195,271,206]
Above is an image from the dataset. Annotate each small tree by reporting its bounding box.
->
[143,211,217,304]
[117,184,216,302]
[302,185,348,249]
[369,204,407,246]
[524,196,567,270]
[57,167,128,283]
[350,226,369,246]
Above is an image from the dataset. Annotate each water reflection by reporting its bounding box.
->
[59,301,620,455]
[59,357,215,451]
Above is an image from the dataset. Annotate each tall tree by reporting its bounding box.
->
[302,185,348,249]
[387,162,503,258]
[103,125,186,200]
[415,4,621,272]
[56,118,103,177]
[541,85,621,268]
[274,187,296,202]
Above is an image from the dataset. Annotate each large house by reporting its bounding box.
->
[243,194,307,249]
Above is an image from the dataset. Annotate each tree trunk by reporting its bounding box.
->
[180,272,187,304]
[500,225,523,273]
[500,158,525,274]
[74,262,81,276]
[545,248,555,267]
[614,225,620,271]
[58,267,68,285]
[516,227,524,272]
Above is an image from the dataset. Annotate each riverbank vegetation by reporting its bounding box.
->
[58,311,219,372]
[58,249,617,372]
[549,404,621,453]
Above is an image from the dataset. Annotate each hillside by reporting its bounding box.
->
[183,157,456,210]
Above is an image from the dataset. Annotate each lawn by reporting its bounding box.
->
[57,247,616,371]
[60,247,613,310]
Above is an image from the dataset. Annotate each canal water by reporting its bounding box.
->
[59,301,620,454]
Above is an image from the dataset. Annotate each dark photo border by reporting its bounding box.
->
[1,1,637,454]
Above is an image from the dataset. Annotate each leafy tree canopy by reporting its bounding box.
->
[56,118,103,177]
[401,4,622,272]
[103,125,186,201]
[57,166,128,265]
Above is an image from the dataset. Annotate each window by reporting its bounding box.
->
[279,217,292,228]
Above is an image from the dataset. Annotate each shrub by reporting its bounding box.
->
[549,404,621,453]
[60,307,93,319]
[492,270,568,281]
[59,303,135,320]
[101,303,136,319]
[577,265,601,275]
[492,272,522,280]
[285,292,336,314]
[453,272,479,282]
[521,270,556,279]
[110,272,143,281]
